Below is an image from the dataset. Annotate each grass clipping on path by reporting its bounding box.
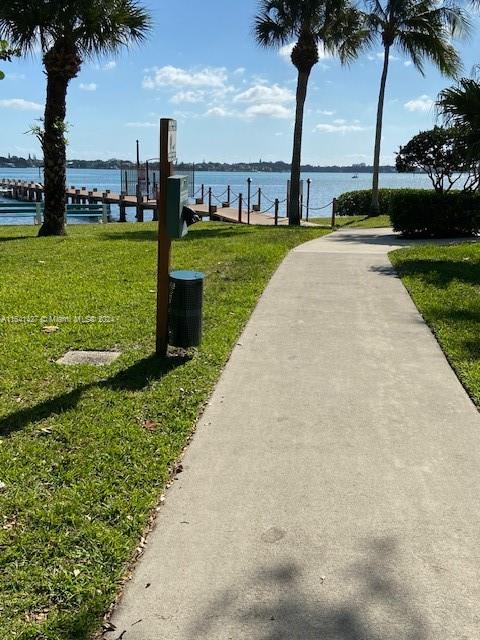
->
[391,241,480,407]
[0,222,329,639]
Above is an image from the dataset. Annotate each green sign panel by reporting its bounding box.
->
[166,175,189,239]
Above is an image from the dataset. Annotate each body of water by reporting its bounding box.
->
[0,167,437,224]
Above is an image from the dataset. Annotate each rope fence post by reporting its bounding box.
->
[227,185,231,207]
[258,187,262,212]
[331,197,337,228]
[208,187,212,216]
[274,198,279,226]
[247,178,251,224]
[306,178,311,222]
[238,193,243,223]
[300,182,304,220]
[201,183,205,204]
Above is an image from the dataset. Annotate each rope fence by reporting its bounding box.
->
[193,179,338,226]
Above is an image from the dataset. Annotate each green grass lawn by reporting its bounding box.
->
[0,221,329,640]
[309,214,391,228]
[390,241,480,407]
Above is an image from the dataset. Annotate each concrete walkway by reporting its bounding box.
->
[108,228,480,640]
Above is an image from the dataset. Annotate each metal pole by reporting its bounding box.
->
[274,198,279,226]
[146,160,150,199]
[300,181,304,220]
[238,193,243,223]
[136,139,140,199]
[258,188,261,211]
[156,119,175,357]
[192,162,195,198]
[247,178,251,222]
[331,197,337,228]
[306,178,311,222]
[227,185,231,207]
[208,187,212,214]
[201,183,205,204]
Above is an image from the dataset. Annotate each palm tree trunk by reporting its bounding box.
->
[370,45,390,217]
[289,69,310,226]
[38,70,69,236]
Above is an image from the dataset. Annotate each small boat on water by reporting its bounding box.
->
[352,174,359,179]
[0,187,12,197]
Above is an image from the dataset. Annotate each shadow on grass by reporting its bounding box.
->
[388,258,480,289]
[179,537,428,640]
[0,353,191,437]
[0,235,33,242]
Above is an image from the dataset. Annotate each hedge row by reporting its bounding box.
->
[337,188,480,236]
[390,190,480,237]
[336,188,400,216]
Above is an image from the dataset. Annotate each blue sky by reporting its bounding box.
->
[1,0,479,165]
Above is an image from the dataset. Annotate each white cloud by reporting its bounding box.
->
[103,61,116,71]
[314,122,366,133]
[0,98,42,111]
[233,67,246,75]
[279,42,331,61]
[244,103,293,119]
[205,102,293,120]
[125,121,157,128]
[404,60,412,67]
[170,90,206,104]
[317,109,335,116]
[143,65,228,89]
[79,82,97,91]
[404,94,434,112]
[333,118,346,125]
[234,84,294,104]
[205,107,233,118]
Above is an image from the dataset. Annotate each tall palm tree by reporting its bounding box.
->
[0,0,151,236]
[254,0,368,226]
[438,77,480,152]
[365,0,467,216]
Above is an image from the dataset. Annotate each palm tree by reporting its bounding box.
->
[438,77,480,152]
[0,0,151,236]
[254,0,368,226]
[365,0,468,216]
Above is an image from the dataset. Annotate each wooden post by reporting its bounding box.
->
[155,118,175,357]
[136,183,143,222]
[257,188,261,211]
[201,183,205,204]
[124,170,128,195]
[247,178,251,224]
[274,198,279,226]
[208,187,212,215]
[238,193,243,223]
[227,185,231,207]
[306,179,311,222]
[119,195,127,223]
[331,197,337,228]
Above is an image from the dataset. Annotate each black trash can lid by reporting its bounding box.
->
[170,270,204,281]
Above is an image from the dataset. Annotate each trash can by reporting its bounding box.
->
[168,270,204,348]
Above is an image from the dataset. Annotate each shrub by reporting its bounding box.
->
[390,189,480,236]
[336,188,401,216]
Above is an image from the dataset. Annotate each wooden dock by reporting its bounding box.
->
[0,178,156,222]
[0,178,294,226]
